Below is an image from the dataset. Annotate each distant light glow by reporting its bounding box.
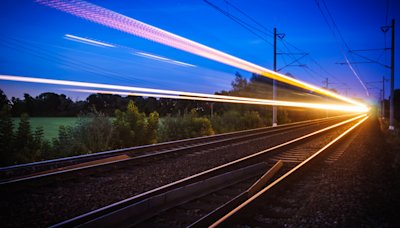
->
[65,34,115,47]
[36,0,366,108]
[0,75,368,112]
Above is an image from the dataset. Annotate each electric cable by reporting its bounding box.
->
[0,35,178,90]
[315,0,369,95]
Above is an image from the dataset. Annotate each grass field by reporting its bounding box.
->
[12,117,164,142]
[12,117,80,141]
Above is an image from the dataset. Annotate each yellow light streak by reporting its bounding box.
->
[67,89,367,112]
[0,75,368,112]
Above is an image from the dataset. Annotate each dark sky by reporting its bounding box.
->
[0,0,399,104]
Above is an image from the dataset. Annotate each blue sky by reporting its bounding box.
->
[0,0,399,104]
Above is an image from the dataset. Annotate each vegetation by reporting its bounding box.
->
[158,109,214,142]
[0,72,373,167]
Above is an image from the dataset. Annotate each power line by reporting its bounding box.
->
[223,0,274,34]
[315,0,369,95]
[384,0,390,83]
[205,0,345,86]
[0,35,177,90]
[320,0,368,85]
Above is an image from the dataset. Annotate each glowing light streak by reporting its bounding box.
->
[65,34,115,47]
[35,0,365,108]
[0,75,367,112]
[66,88,369,112]
[132,52,196,67]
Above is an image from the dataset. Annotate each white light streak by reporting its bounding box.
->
[65,34,115,47]
[133,52,196,67]
[36,0,364,107]
[0,75,368,113]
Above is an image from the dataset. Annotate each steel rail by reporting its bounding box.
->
[0,114,356,186]
[0,114,356,180]
[49,114,366,228]
[209,115,369,227]
[0,114,355,181]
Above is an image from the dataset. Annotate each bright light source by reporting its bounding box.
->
[36,0,365,108]
[0,75,368,113]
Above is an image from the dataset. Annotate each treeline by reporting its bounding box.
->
[0,100,273,167]
[0,72,364,167]
[0,72,338,120]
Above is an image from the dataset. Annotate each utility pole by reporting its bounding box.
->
[324,78,329,117]
[273,28,277,126]
[389,19,395,130]
[210,102,214,119]
[382,76,386,119]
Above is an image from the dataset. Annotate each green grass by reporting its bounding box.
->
[12,117,80,142]
[12,117,165,142]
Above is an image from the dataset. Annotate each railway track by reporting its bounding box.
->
[48,114,368,228]
[0,114,356,192]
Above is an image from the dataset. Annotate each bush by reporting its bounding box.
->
[211,110,242,134]
[53,110,116,157]
[113,100,159,147]
[242,111,265,129]
[143,111,160,145]
[211,110,265,134]
[158,109,214,142]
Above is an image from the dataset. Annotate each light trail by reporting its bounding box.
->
[65,34,115,47]
[66,89,368,112]
[65,34,196,67]
[0,75,368,112]
[132,52,196,67]
[35,0,366,108]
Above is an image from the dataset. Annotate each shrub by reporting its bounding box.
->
[211,110,264,134]
[143,111,160,145]
[242,111,265,129]
[158,109,214,142]
[113,100,159,147]
[53,110,116,157]
[211,110,242,134]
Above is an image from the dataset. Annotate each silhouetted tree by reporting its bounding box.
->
[0,89,9,109]
[0,105,14,166]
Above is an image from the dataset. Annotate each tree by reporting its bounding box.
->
[231,72,248,92]
[15,113,32,152]
[114,100,147,147]
[24,93,36,116]
[0,89,9,109]
[0,105,14,166]
[143,111,160,145]
[36,92,61,116]
[114,109,135,148]
[11,97,24,117]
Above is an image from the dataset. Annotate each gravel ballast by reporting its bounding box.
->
[0,118,362,227]
[252,117,400,228]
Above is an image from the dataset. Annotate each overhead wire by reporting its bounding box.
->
[223,0,274,34]
[207,0,344,86]
[0,34,178,90]
[203,0,297,59]
[315,0,369,95]
[34,0,366,107]
[384,0,390,97]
